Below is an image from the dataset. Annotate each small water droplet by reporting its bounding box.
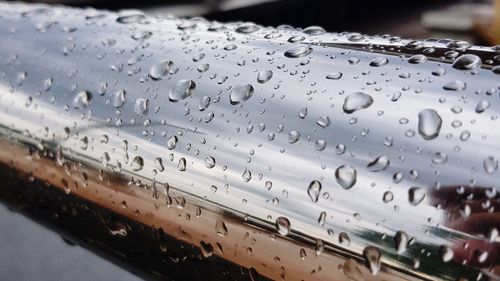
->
[408,187,426,206]
[205,156,216,169]
[363,246,381,275]
[394,231,408,254]
[113,90,126,108]
[443,80,466,91]
[369,57,388,67]
[484,156,498,174]
[326,72,342,80]
[131,156,144,171]
[134,98,149,115]
[150,60,173,80]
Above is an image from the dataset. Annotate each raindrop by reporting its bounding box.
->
[335,165,357,189]
[439,245,454,262]
[113,90,126,108]
[367,156,390,172]
[73,90,92,109]
[363,246,381,275]
[131,156,144,171]
[215,219,228,237]
[177,158,186,171]
[452,54,482,70]
[369,57,388,67]
[257,70,273,84]
[275,217,291,235]
[169,79,196,102]
[475,100,490,113]
[317,116,330,128]
[167,135,178,150]
[307,180,322,202]
[150,60,173,80]
[326,72,342,80]
[205,156,216,169]
[131,30,152,41]
[242,169,252,182]
[343,92,374,114]
[408,54,427,64]
[134,98,149,115]
[418,109,442,140]
[235,24,259,34]
[303,26,325,35]
[288,130,301,143]
[394,231,408,254]
[284,46,313,58]
[484,156,498,174]
[443,80,466,91]
[230,84,254,105]
[408,187,426,206]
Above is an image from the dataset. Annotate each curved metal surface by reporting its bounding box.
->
[0,2,499,280]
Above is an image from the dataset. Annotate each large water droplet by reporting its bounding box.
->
[408,187,426,206]
[307,180,322,202]
[452,54,482,70]
[275,216,291,235]
[394,231,408,254]
[418,109,442,140]
[230,84,254,105]
[343,92,373,114]
[443,80,466,91]
[303,26,325,35]
[288,130,301,143]
[113,90,126,108]
[363,246,381,275]
[131,156,144,171]
[484,156,498,174]
[439,245,454,262]
[335,165,357,189]
[215,219,228,237]
[369,57,388,67]
[235,24,259,34]
[169,79,196,102]
[475,100,490,113]
[257,70,273,84]
[167,135,178,150]
[326,72,342,80]
[367,156,390,172]
[73,90,92,109]
[150,60,173,80]
[134,98,149,115]
[284,46,313,58]
[205,156,216,169]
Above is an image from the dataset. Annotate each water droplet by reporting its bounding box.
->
[242,169,252,182]
[326,72,342,80]
[369,57,388,67]
[452,54,482,70]
[167,135,178,150]
[150,60,173,80]
[113,90,126,108]
[116,13,146,24]
[484,156,498,174]
[439,245,454,262]
[383,191,394,203]
[73,90,92,109]
[307,180,322,202]
[131,156,144,171]
[275,216,291,235]
[394,231,408,254]
[235,24,259,34]
[299,107,307,119]
[408,187,426,206]
[316,116,330,128]
[205,156,216,169]
[177,157,186,171]
[131,30,152,41]
[339,232,350,246]
[418,109,442,140]
[335,165,357,189]
[284,46,313,58]
[443,80,466,91]
[408,54,427,64]
[169,79,196,102]
[134,98,149,115]
[343,92,373,114]
[363,246,381,275]
[475,100,490,113]
[215,219,228,237]
[367,156,390,172]
[257,70,273,84]
[230,84,254,105]
[288,130,301,143]
[303,26,325,35]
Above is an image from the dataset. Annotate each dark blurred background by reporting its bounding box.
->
[10,0,500,45]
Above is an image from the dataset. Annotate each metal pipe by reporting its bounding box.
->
[0,2,499,280]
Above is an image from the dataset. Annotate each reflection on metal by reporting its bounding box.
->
[0,2,499,281]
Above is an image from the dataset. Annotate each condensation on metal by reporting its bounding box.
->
[0,2,499,281]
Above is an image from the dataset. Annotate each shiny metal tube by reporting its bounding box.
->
[0,2,499,280]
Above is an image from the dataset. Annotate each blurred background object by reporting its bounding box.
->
[7,0,500,44]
